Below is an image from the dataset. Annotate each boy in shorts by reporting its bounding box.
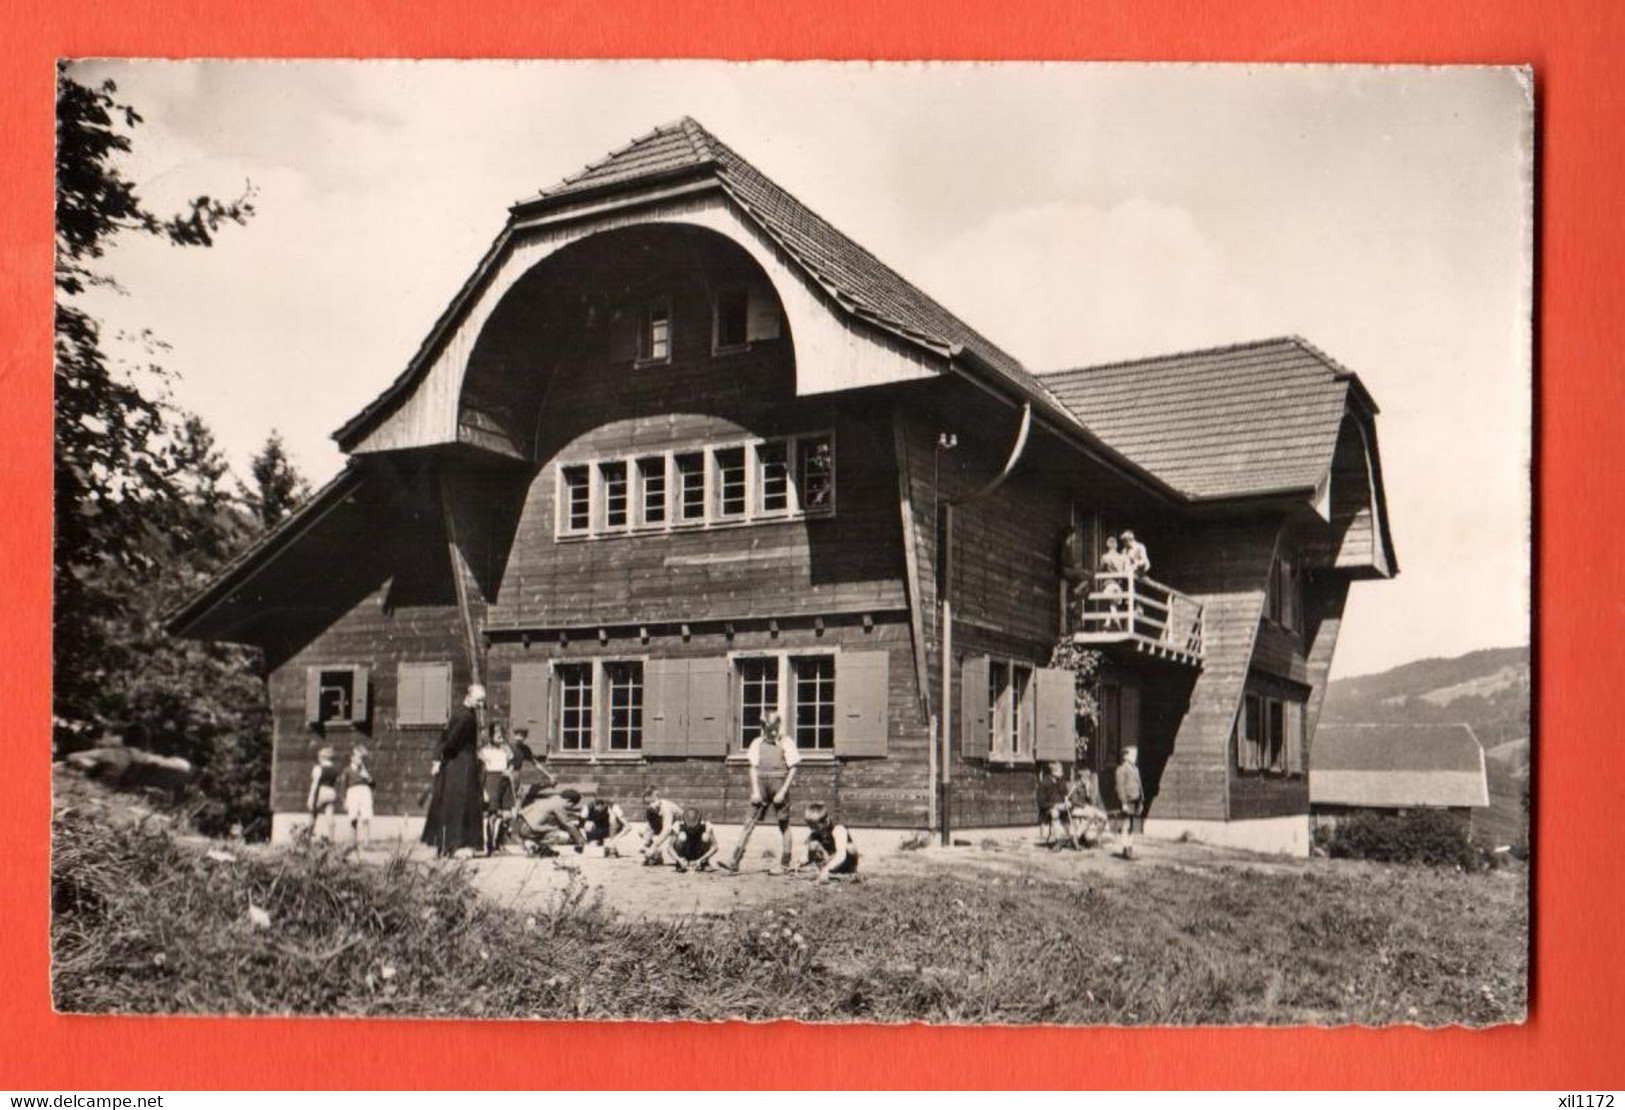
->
[640,786,684,865]
[721,708,801,873]
[1115,745,1145,859]
[797,802,858,882]
[341,743,376,849]
[667,807,719,872]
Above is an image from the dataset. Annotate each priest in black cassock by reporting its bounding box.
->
[421,683,486,856]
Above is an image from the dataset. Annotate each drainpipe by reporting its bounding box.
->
[938,402,1032,846]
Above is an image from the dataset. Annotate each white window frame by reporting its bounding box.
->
[635,453,670,528]
[548,656,649,761]
[554,431,836,540]
[725,647,842,757]
[597,459,631,533]
[986,656,1037,764]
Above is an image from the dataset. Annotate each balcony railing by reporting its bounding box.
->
[1071,571,1206,665]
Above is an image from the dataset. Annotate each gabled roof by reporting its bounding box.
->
[335,118,1093,462]
[1311,723,1490,809]
[1043,337,1372,501]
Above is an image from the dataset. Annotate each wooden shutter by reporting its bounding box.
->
[609,308,638,363]
[304,667,321,725]
[745,283,782,341]
[686,657,731,757]
[961,655,990,759]
[1033,666,1076,762]
[510,663,551,750]
[421,663,451,726]
[643,658,691,757]
[834,651,889,757]
[396,663,424,726]
[349,666,370,724]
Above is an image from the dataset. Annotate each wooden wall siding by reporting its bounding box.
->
[349,192,939,456]
[1300,575,1350,750]
[266,499,474,817]
[484,618,932,828]
[1151,519,1283,822]
[1299,412,1387,576]
[1252,620,1309,685]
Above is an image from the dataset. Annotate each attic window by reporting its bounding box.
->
[639,299,672,363]
[714,287,749,352]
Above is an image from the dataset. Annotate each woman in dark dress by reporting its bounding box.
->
[421,684,486,856]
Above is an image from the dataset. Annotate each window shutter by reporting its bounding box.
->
[350,667,370,724]
[745,283,782,341]
[510,664,551,751]
[1034,666,1076,762]
[608,308,639,363]
[961,655,990,759]
[304,667,321,725]
[686,657,731,757]
[643,658,691,757]
[834,650,889,757]
[397,663,424,726]
[422,663,451,726]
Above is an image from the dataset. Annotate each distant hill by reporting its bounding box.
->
[1320,645,1531,849]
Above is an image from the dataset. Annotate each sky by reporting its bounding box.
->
[67,60,1533,680]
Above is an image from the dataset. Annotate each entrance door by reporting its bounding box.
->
[1094,681,1141,810]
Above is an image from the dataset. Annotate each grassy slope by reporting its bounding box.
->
[52,805,1527,1026]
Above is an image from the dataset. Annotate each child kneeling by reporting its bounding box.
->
[798,803,858,882]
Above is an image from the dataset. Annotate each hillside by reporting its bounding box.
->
[1321,645,1531,849]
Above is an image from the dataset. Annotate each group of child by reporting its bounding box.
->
[1035,745,1145,860]
[306,707,860,882]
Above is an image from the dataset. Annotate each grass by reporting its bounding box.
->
[51,796,1527,1025]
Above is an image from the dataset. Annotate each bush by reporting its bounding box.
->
[1324,810,1482,868]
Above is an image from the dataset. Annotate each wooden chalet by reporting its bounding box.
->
[170,118,1398,854]
[1310,723,1489,835]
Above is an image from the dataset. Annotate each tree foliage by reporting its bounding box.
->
[54,69,288,836]
[245,430,312,529]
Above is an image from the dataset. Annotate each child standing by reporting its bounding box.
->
[341,743,376,849]
[306,746,340,841]
[479,724,514,854]
[721,708,801,874]
[1115,745,1145,859]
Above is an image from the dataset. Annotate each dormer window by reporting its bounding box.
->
[639,299,671,363]
[714,287,749,352]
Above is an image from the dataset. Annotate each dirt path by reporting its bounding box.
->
[450,831,1305,921]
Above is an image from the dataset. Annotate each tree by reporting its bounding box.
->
[53,69,253,738]
[245,430,311,529]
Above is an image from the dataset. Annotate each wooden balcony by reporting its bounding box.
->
[1070,572,1206,667]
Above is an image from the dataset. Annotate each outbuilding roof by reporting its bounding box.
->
[1310,723,1490,809]
[1043,337,1375,501]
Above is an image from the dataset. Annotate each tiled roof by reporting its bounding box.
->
[1042,337,1360,500]
[1311,723,1489,809]
[524,118,1056,411]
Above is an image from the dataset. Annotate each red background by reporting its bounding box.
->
[2,0,1615,1089]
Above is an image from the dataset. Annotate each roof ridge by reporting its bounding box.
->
[1042,335,1310,379]
[538,119,706,196]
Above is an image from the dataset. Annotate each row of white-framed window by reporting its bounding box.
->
[556,432,835,539]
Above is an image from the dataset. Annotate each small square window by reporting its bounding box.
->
[714,288,749,351]
[799,435,835,513]
[561,465,591,534]
[714,446,747,519]
[756,441,790,514]
[599,460,629,530]
[639,300,671,363]
[317,669,354,724]
[675,452,706,523]
[636,456,667,526]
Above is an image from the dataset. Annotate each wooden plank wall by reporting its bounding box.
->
[266,492,474,818]
[495,289,907,627]
[1152,519,1281,822]
[1300,412,1385,576]
[485,619,931,828]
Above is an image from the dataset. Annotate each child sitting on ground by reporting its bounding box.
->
[1036,761,1072,847]
[797,802,859,882]
[508,788,588,856]
[1067,769,1108,850]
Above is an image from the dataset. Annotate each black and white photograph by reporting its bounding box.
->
[51,60,1532,1025]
